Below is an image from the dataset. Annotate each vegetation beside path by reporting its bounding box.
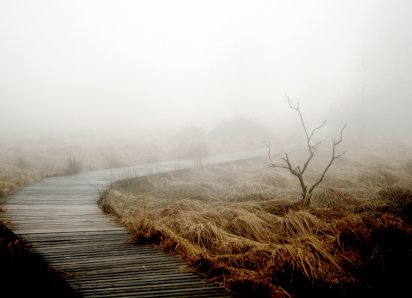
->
[99,144,412,297]
[0,123,268,297]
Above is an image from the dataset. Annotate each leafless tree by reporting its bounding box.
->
[265,94,347,206]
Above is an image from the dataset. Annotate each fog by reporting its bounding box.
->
[1,1,412,140]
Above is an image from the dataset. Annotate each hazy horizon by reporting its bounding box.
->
[1,1,412,140]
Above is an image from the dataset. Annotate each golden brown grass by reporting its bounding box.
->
[99,137,412,297]
[0,130,270,295]
[0,132,185,295]
[0,134,170,196]
[0,130,268,200]
[2,132,412,296]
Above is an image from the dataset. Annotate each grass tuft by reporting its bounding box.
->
[63,152,83,175]
[100,149,412,297]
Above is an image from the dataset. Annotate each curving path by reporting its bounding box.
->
[1,145,295,297]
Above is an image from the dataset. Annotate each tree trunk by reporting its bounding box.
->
[301,190,311,206]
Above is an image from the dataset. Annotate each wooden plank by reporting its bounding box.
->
[1,147,295,296]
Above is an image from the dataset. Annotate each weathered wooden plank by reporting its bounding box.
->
[1,147,294,296]
[82,285,231,298]
[68,271,196,283]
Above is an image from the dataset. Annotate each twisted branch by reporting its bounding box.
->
[267,94,347,205]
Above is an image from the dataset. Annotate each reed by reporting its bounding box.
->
[100,141,412,297]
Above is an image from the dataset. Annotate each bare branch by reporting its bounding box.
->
[264,141,273,164]
[335,123,347,146]
[281,154,306,193]
[312,140,322,151]
[269,164,290,169]
[285,92,326,155]
[308,124,347,194]
[308,120,327,144]
[266,94,347,206]
[285,93,310,144]
[300,152,314,175]
[282,154,296,173]
[265,141,289,169]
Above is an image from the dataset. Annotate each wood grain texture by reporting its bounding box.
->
[1,145,292,297]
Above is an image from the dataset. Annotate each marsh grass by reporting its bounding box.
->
[0,133,180,295]
[99,141,412,297]
[2,132,412,297]
[63,152,83,175]
[103,149,123,169]
[0,127,295,296]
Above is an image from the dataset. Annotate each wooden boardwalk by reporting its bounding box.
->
[1,145,294,297]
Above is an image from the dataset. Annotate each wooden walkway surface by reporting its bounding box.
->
[1,145,295,297]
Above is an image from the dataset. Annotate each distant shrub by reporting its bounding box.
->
[174,124,206,143]
[15,156,31,170]
[208,117,271,140]
[103,149,123,169]
[171,125,208,163]
[63,152,82,175]
[0,182,18,199]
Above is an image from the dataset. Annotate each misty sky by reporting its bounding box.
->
[1,1,411,137]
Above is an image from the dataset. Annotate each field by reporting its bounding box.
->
[2,126,412,297]
[0,120,271,295]
[0,121,269,200]
[98,136,412,297]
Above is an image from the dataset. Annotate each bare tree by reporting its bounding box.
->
[265,94,347,206]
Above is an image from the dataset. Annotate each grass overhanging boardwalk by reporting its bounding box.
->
[1,146,294,297]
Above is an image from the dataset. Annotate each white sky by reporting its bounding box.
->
[1,1,411,136]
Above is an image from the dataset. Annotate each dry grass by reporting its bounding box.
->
[0,129,272,294]
[2,131,412,296]
[0,129,268,199]
[0,132,194,294]
[0,134,171,191]
[99,137,412,297]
